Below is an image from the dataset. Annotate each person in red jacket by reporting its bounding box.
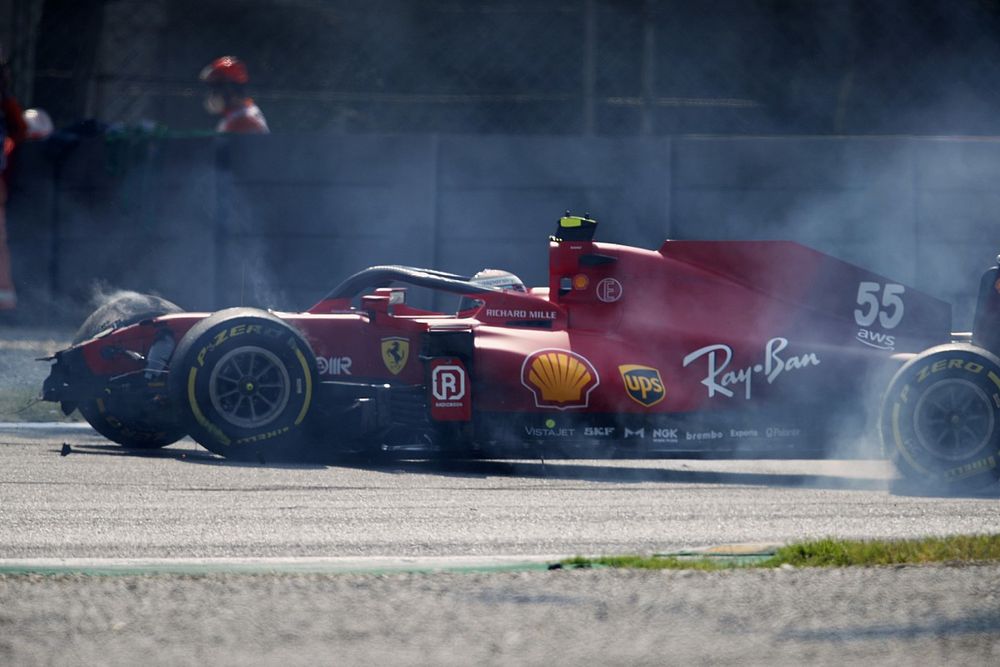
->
[0,54,28,311]
[199,56,269,134]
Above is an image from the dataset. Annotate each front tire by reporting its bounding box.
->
[74,291,183,344]
[168,308,318,460]
[75,291,186,448]
[79,395,184,449]
[880,343,1000,492]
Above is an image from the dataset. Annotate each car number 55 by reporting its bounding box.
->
[854,281,905,329]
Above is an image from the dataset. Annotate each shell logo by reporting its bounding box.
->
[521,349,600,409]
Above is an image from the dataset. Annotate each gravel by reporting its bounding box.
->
[1,565,998,666]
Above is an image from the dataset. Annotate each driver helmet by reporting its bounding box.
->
[459,269,526,312]
[469,269,526,292]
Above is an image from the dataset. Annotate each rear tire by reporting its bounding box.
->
[880,343,1000,492]
[75,291,186,448]
[168,308,318,461]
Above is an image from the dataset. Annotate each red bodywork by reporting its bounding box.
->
[54,235,952,456]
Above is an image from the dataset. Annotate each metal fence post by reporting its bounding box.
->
[640,0,657,135]
[582,0,596,135]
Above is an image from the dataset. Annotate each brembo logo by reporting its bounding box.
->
[521,349,600,410]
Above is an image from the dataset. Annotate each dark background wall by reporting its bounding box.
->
[8,133,998,329]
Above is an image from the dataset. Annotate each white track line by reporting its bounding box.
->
[0,555,569,575]
[0,422,94,430]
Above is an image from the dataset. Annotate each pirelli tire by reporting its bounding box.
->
[73,292,184,344]
[880,343,1000,492]
[78,396,185,450]
[75,292,186,448]
[168,309,318,460]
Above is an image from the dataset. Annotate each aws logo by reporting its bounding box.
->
[856,328,895,351]
[618,365,665,407]
[521,349,600,409]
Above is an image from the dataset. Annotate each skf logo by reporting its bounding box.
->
[381,337,410,375]
[432,365,466,402]
[521,349,600,410]
[618,365,665,407]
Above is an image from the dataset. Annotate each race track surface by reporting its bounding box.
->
[1,424,999,559]
[2,424,999,665]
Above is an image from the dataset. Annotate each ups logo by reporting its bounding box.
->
[619,365,665,407]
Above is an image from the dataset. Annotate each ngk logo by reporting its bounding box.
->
[432,365,466,401]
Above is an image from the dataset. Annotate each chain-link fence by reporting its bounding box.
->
[8,0,1000,135]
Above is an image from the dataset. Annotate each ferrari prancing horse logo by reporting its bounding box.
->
[381,337,410,375]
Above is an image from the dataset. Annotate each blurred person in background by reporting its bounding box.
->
[23,108,53,140]
[0,47,28,311]
[200,56,269,134]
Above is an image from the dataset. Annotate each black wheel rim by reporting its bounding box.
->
[208,346,291,429]
[913,378,995,461]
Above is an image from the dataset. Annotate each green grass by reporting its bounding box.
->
[768,534,1000,567]
[563,534,1000,571]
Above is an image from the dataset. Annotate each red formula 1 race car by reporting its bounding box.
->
[42,215,1000,491]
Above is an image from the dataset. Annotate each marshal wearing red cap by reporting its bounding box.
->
[199,56,269,134]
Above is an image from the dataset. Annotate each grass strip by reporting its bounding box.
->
[769,534,1000,567]
[563,534,1000,571]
